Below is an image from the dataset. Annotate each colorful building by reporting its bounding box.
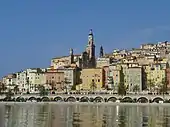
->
[78,68,104,91]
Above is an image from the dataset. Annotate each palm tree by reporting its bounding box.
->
[1,83,7,93]
[133,85,140,94]
[50,81,56,91]
[90,80,97,93]
[147,79,154,92]
[14,85,19,94]
[38,85,48,96]
[160,78,168,95]
[118,82,126,96]
[5,89,14,100]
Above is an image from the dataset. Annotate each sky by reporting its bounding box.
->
[1,1,170,77]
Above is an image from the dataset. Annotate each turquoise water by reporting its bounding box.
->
[1,103,170,127]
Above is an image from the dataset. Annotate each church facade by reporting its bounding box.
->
[51,29,96,69]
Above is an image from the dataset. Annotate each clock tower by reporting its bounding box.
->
[86,29,96,68]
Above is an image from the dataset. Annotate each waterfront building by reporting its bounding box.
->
[125,66,143,92]
[2,73,17,90]
[108,64,122,91]
[16,70,27,92]
[78,68,104,91]
[166,68,170,90]
[144,63,167,91]
[57,65,80,90]
[25,68,46,93]
[45,68,64,91]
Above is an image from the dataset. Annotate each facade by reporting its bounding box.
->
[166,68,170,89]
[96,57,111,68]
[108,64,122,91]
[26,68,46,93]
[57,66,80,90]
[16,70,27,92]
[126,67,143,92]
[79,68,104,91]
[45,69,64,91]
[144,63,167,91]
[2,74,17,90]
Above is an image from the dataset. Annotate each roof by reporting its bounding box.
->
[52,55,69,59]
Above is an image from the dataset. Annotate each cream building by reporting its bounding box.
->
[96,57,111,68]
[108,64,122,91]
[26,68,46,93]
[2,74,17,90]
[126,67,143,92]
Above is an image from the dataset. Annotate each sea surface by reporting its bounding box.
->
[0,103,170,127]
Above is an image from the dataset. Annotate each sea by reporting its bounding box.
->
[0,102,170,127]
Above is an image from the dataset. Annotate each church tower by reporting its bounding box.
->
[69,48,74,64]
[100,46,104,57]
[86,29,96,68]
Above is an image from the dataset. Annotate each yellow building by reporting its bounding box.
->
[77,68,104,91]
[144,62,167,90]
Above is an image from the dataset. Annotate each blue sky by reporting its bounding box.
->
[1,1,170,77]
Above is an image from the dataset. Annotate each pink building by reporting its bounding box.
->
[103,66,110,88]
[166,68,170,89]
[45,69,64,90]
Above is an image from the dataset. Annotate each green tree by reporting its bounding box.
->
[1,83,7,93]
[118,82,126,96]
[159,78,168,95]
[38,85,48,96]
[14,85,19,94]
[133,85,140,93]
[90,80,97,92]
[147,79,154,92]
[50,81,56,91]
[5,89,14,100]
[71,84,76,90]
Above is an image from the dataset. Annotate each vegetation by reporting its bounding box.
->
[159,78,168,94]
[38,85,48,96]
[118,82,126,96]
[5,89,14,99]
[0,83,7,94]
[14,85,19,94]
[133,85,140,93]
[71,84,76,90]
[90,80,97,92]
[147,79,155,92]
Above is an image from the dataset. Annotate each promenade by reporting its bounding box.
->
[1,92,170,103]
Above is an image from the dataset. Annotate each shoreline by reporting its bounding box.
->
[0,102,170,106]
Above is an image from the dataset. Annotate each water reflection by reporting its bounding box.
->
[1,104,170,127]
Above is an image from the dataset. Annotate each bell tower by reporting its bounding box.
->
[86,29,96,68]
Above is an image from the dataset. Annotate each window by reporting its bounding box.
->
[98,79,100,82]
[92,79,94,82]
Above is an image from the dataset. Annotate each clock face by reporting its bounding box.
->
[88,36,92,40]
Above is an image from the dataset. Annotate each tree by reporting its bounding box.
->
[147,79,154,92]
[71,84,76,90]
[90,80,97,92]
[133,85,140,93]
[159,78,168,95]
[0,83,7,93]
[38,85,48,96]
[5,89,14,100]
[118,82,126,96]
[14,85,19,94]
[50,81,56,91]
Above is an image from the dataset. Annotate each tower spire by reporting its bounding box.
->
[89,29,93,35]
[100,46,104,57]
